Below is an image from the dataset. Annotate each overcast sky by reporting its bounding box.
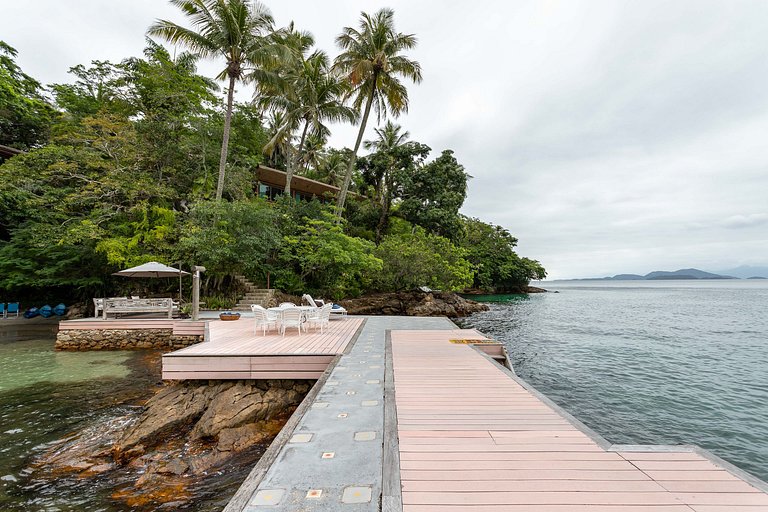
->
[3,0,767,279]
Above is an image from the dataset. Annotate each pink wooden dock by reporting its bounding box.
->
[390,330,768,512]
[162,317,364,380]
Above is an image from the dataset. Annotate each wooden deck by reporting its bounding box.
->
[162,317,364,380]
[390,330,768,512]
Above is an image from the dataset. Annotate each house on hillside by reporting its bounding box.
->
[255,164,342,203]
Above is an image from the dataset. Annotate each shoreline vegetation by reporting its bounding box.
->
[0,2,545,311]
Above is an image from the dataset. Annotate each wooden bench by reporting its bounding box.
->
[103,298,175,319]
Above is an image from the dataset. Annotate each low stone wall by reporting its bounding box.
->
[55,329,203,351]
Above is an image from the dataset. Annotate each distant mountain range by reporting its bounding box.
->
[569,267,768,281]
[712,265,768,279]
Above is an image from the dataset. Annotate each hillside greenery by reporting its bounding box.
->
[0,4,544,306]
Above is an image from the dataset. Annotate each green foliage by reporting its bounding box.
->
[200,294,235,310]
[399,149,468,241]
[373,220,473,292]
[357,134,430,243]
[50,61,134,120]
[459,217,546,292]
[178,199,284,279]
[279,213,382,299]
[0,41,56,149]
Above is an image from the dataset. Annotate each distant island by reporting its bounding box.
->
[565,268,745,281]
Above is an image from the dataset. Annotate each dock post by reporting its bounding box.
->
[192,265,206,321]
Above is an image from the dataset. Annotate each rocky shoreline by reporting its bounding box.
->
[339,290,489,317]
[33,379,311,508]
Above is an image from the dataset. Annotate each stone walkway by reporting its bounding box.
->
[237,316,454,511]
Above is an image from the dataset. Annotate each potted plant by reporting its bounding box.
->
[219,311,241,321]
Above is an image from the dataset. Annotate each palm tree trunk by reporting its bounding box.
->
[335,78,377,218]
[286,120,310,198]
[375,192,390,245]
[215,75,236,202]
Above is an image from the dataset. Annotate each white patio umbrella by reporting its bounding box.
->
[113,261,189,278]
[113,262,190,303]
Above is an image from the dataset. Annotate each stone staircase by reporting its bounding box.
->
[232,275,274,311]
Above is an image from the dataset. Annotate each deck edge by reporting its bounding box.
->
[382,330,403,512]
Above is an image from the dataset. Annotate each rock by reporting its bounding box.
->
[190,381,266,439]
[340,291,489,317]
[113,382,223,461]
[32,378,312,510]
[155,459,188,476]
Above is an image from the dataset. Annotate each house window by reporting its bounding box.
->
[259,183,284,200]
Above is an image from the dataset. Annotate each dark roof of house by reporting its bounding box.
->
[255,164,342,197]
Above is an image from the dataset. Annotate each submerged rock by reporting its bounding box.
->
[340,291,489,317]
[32,379,312,509]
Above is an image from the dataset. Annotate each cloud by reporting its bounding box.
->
[721,214,768,229]
[2,0,768,279]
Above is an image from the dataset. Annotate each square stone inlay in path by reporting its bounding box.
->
[341,486,372,504]
[250,489,284,506]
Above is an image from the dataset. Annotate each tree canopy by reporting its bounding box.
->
[0,8,545,306]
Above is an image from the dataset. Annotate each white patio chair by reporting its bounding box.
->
[279,307,303,336]
[279,301,296,308]
[251,305,278,336]
[307,304,332,333]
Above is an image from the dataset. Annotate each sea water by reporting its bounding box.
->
[460,280,768,482]
[0,326,260,511]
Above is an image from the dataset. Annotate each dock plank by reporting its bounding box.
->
[390,330,768,512]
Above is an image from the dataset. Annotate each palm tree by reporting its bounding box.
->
[148,0,281,201]
[364,121,412,243]
[364,120,410,152]
[363,120,410,200]
[315,149,349,187]
[259,48,356,196]
[332,8,422,217]
[300,132,327,172]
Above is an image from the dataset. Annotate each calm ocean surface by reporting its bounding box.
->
[460,280,768,482]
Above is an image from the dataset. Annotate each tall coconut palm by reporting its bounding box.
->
[148,0,281,201]
[259,49,356,196]
[332,8,422,217]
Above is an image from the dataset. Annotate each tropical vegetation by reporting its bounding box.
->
[0,2,544,308]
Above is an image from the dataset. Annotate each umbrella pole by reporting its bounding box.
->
[178,263,183,303]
